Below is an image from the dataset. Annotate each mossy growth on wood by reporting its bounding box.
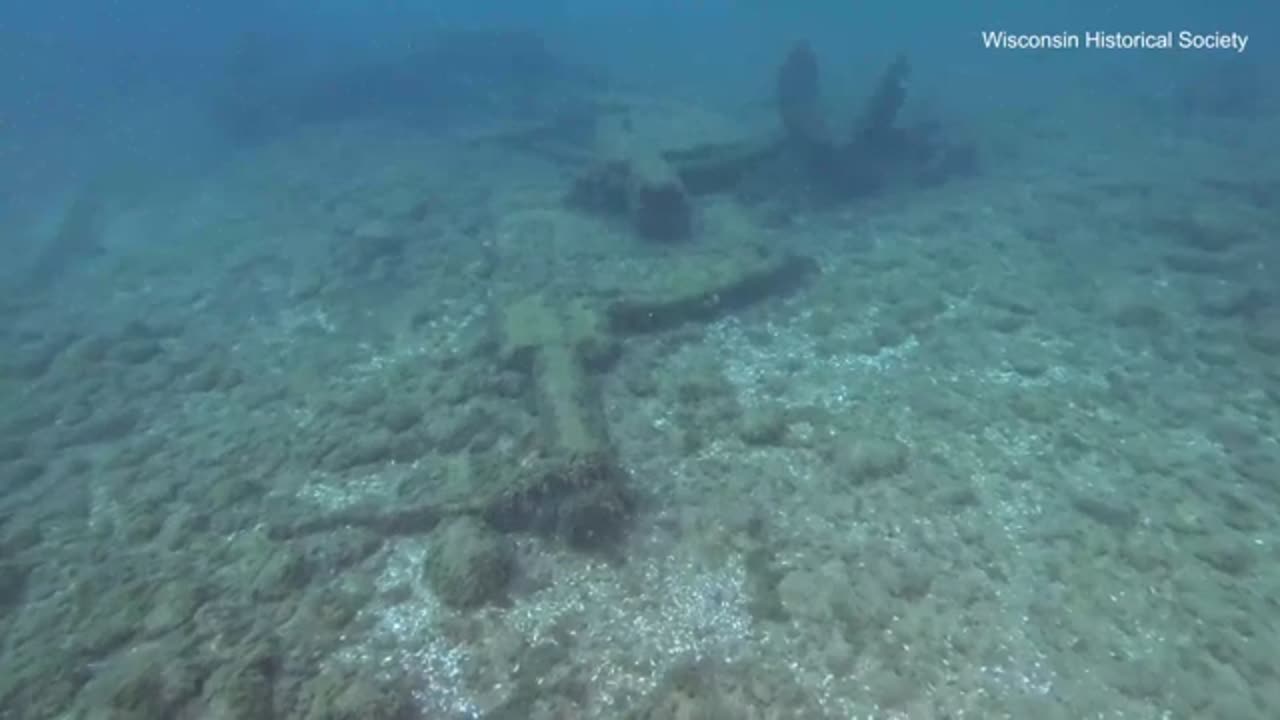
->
[607,251,819,334]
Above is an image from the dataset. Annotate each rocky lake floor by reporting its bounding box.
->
[2,100,1280,719]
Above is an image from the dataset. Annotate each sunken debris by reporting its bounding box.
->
[776,40,831,153]
[607,252,820,335]
[566,42,977,241]
[267,254,823,552]
[491,293,633,549]
[568,148,694,243]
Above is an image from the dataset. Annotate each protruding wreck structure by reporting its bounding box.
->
[776,41,829,153]
[491,294,633,549]
[567,150,694,244]
[565,42,977,242]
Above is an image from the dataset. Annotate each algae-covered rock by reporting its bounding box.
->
[294,576,374,636]
[739,405,790,447]
[379,401,423,433]
[202,643,279,720]
[832,433,909,484]
[623,658,818,720]
[425,516,513,609]
[249,544,312,601]
[300,666,414,720]
[141,580,203,637]
[477,450,634,550]
[322,429,395,471]
[78,637,207,720]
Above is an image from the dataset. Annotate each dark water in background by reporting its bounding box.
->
[2,1,1271,196]
[2,1,1279,718]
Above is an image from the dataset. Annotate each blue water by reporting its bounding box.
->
[1,2,1278,718]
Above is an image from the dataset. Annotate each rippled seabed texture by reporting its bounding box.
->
[2,23,1280,720]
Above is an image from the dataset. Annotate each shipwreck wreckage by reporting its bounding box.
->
[461,42,978,555]
[260,36,980,552]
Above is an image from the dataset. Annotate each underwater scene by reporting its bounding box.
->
[1,1,1277,718]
